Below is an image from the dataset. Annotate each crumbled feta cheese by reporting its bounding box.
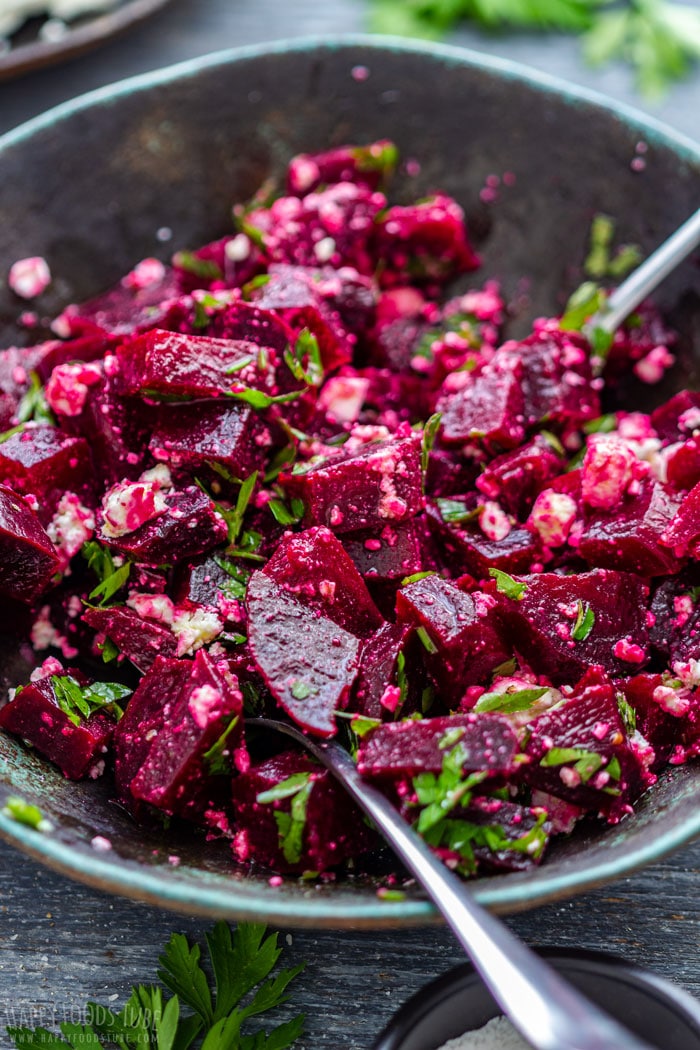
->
[8,256,51,299]
[171,607,223,656]
[101,480,168,538]
[47,493,96,571]
[527,490,577,547]
[318,376,369,424]
[45,361,102,417]
[187,684,222,729]
[479,501,511,541]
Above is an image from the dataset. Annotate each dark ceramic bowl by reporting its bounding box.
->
[373,949,700,1049]
[0,37,699,926]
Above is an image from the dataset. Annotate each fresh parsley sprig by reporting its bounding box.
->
[7,922,305,1050]
[369,0,700,96]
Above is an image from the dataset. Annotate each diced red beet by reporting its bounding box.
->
[129,650,244,817]
[353,620,415,719]
[493,569,649,684]
[373,193,480,290]
[460,796,551,874]
[83,605,178,672]
[33,329,117,382]
[666,434,700,491]
[475,437,565,518]
[60,266,181,337]
[247,571,362,736]
[113,656,193,807]
[357,713,519,778]
[396,576,511,702]
[280,434,423,534]
[231,749,376,873]
[357,366,436,425]
[172,236,263,294]
[0,425,92,522]
[64,370,151,484]
[115,328,282,400]
[251,263,366,372]
[621,674,684,767]
[0,675,114,780]
[659,479,700,557]
[426,502,543,581]
[502,326,599,430]
[286,140,398,195]
[342,519,430,583]
[98,486,227,566]
[438,360,526,451]
[650,391,700,443]
[523,668,651,819]
[0,487,60,603]
[149,401,265,475]
[579,480,683,575]
[262,526,383,639]
[247,181,383,275]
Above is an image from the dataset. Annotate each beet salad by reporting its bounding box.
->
[0,140,698,883]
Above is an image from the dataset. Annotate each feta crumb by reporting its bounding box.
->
[8,256,51,299]
[101,480,168,538]
[187,684,222,729]
[171,607,223,656]
[479,501,511,541]
[527,490,577,547]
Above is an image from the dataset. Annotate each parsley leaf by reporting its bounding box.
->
[488,568,527,600]
[2,796,53,832]
[571,600,595,642]
[16,371,55,426]
[256,775,314,865]
[51,675,131,726]
[283,329,324,388]
[474,686,549,714]
[82,541,132,607]
[8,923,305,1050]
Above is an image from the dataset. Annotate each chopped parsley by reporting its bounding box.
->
[421,412,442,476]
[283,329,324,388]
[2,796,52,832]
[82,541,132,607]
[489,568,527,600]
[257,773,315,866]
[51,675,131,726]
[474,687,549,715]
[172,250,223,281]
[571,601,595,642]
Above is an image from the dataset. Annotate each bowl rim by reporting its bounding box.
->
[372,947,700,1049]
[1,35,700,926]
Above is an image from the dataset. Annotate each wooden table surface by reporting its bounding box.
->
[1,2,699,1047]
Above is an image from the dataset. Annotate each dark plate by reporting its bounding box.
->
[0,38,699,926]
[373,949,700,1049]
[0,0,172,81]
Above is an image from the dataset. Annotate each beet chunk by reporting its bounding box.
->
[0,426,92,522]
[579,480,683,575]
[231,749,376,873]
[373,193,480,289]
[149,401,265,475]
[523,668,651,820]
[454,797,551,874]
[247,571,362,736]
[357,714,519,778]
[0,674,114,780]
[263,526,383,639]
[0,487,60,603]
[660,479,700,557]
[286,140,397,195]
[396,575,511,702]
[115,328,282,400]
[494,569,649,684]
[342,520,430,583]
[83,606,177,673]
[280,433,423,534]
[426,503,542,581]
[129,650,244,818]
[113,656,191,807]
[354,621,416,719]
[438,359,526,451]
[98,486,227,566]
[475,437,565,518]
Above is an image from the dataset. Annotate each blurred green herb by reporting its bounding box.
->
[369,0,700,96]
